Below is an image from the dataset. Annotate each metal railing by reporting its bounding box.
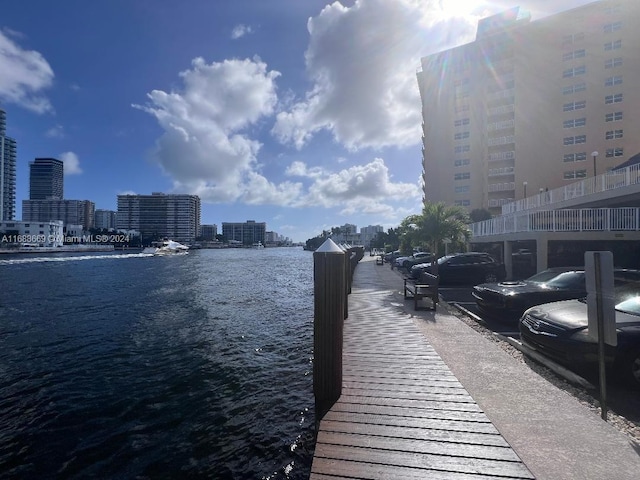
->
[472,207,640,237]
[501,163,640,214]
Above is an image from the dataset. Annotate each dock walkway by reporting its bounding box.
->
[311,256,640,479]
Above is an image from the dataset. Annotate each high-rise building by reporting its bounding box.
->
[29,158,64,200]
[222,220,266,246]
[22,199,95,231]
[116,193,201,244]
[94,209,117,230]
[417,0,640,214]
[0,109,17,221]
[199,224,217,241]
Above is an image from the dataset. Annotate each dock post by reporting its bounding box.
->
[313,238,346,425]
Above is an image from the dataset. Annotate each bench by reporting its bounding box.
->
[404,273,439,311]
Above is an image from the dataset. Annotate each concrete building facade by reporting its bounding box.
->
[0,109,17,221]
[116,193,201,244]
[222,220,266,246]
[22,199,95,231]
[417,0,640,215]
[94,209,117,230]
[29,158,63,200]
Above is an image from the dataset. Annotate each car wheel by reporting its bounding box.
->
[625,350,640,389]
[484,272,498,283]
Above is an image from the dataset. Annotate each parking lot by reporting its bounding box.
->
[425,277,640,432]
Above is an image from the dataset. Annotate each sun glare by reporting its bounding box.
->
[439,0,485,17]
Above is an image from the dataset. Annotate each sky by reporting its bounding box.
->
[1,0,597,242]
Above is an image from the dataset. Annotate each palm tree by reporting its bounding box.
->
[413,202,471,276]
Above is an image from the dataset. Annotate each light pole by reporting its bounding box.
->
[523,181,528,199]
[592,151,599,177]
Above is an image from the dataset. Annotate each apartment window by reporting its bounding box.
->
[564,169,588,180]
[454,131,470,140]
[454,145,471,153]
[563,65,586,78]
[454,118,470,127]
[454,172,471,180]
[563,100,586,112]
[604,39,622,51]
[454,200,471,207]
[562,82,586,95]
[605,75,622,87]
[563,117,586,128]
[605,111,623,122]
[454,159,470,167]
[562,32,584,45]
[562,49,586,61]
[605,57,623,69]
[605,129,623,140]
[605,148,624,158]
[605,93,623,104]
[563,152,587,163]
[563,135,586,145]
[604,21,622,33]
[454,185,470,193]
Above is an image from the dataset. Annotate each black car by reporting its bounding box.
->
[410,252,506,285]
[472,268,586,321]
[519,286,640,388]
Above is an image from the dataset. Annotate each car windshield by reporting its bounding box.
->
[615,296,640,316]
[526,269,575,283]
[437,255,456,265]
[543,271,584,289]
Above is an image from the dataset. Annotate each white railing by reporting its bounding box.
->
[501,163,640,214]
[472,207,640,237]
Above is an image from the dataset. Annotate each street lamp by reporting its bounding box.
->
[592,151,599,177]
[523,181,528,199]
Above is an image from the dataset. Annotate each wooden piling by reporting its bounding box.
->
[313,238,346,424]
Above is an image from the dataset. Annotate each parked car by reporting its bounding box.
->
[472,267,585,320]
[519,280,640,388]
[410,252,506,285]
[395,252,432,270]
[383,250,401,263]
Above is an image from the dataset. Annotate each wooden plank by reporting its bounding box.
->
[316,430,521,462]
[319,419,509,446]
[338,394,483,412]
[314,444,534,479]
[311,458,515,480]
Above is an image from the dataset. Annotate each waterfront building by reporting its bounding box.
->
[222,220,266,246]
[417,0,640,215]
[94,209,117,230]
[0,220,64,247]
[0,109,17,221]
[199,224,217,241]
[29,158,63,200]
[360,225,384,248]
[22,199,95,231]
[116,193,201,244]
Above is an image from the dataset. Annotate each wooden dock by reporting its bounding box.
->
[310,260,534,479]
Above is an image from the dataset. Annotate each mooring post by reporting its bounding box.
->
[313,238,346,425]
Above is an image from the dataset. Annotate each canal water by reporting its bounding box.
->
[0,247,315,479]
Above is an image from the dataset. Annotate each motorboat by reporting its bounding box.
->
[142,240,189,256]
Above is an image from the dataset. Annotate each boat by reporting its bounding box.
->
[142,240,189,256]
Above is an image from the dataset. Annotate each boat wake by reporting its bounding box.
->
[0,252,154,265]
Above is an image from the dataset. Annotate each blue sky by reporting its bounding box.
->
[1,0,594,242]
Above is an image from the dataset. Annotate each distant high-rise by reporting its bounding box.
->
[30,157,64,200]
[222,220,266,246]
[0,109,17,221]
[116,193,201,243]
[22,199,95,231]
[94,209,117,230]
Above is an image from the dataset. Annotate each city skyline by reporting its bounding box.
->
[1,0,597,241]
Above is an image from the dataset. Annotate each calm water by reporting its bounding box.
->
[0,248,315,479]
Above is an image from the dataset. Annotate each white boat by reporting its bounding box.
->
[142,240,189,256]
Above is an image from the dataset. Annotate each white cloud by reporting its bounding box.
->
[60,151,82,175]
[272,0,477,151]
[231,24,253,39]
[0,29,54,114]
[287,157,421,212]
[133,56,286,203]
[45,125,64,138]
